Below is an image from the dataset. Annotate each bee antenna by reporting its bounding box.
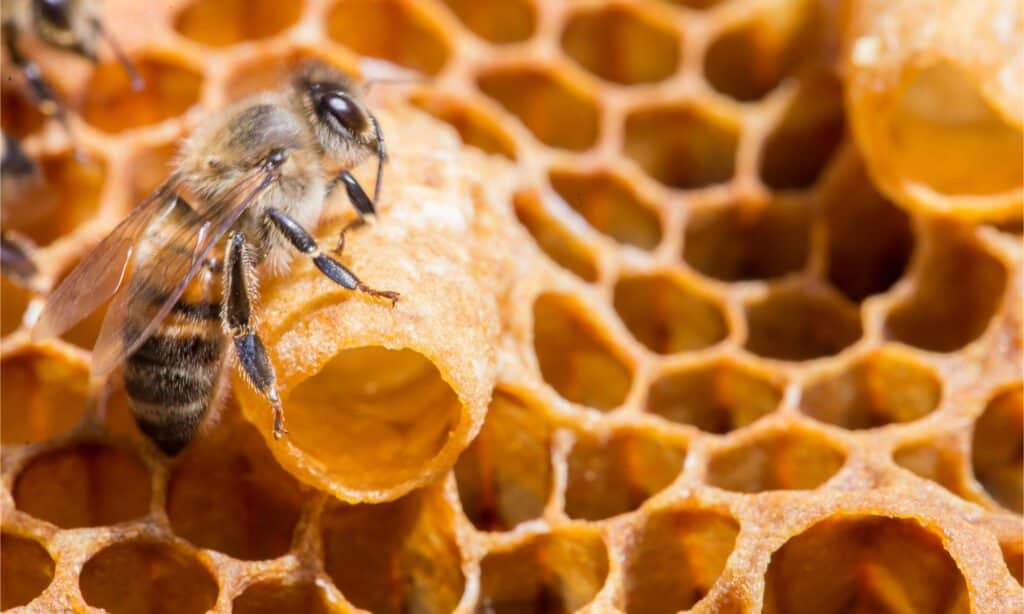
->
[94,19,144,91]
[371,114,386,203]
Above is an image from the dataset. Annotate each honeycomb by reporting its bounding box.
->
[1,0,1022,612]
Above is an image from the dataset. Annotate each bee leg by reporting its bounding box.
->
[0,231,37,284]
[267,208,399,306]
[2,22,81,159]
[223,232,288,439]
[326,170,375,255]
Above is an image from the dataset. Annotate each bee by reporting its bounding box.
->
[33,61,398,455]
[1,131,40,282]
[2,0,144,150]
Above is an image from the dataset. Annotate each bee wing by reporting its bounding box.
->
[90,169,277,377]
[32,179,179,342]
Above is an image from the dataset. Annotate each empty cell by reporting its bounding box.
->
[3,151,105,248]
[744,285,862,361]
[759,72,845,189]
[971,384,1023,514]
[533,293,632,411]
[514,190,600,282]
[80,540,219,614]
[822,161,914,302]
[561,4,680,85]
[623,508,739,614]
[624,104,738,190]
[479,529,609,612]
[286,347,461,493]
[14,444,150,528]
[549,168,662,249]
[1,533,54,609]
[441,0,535,44]
[683,197,810,282]
[564,428,685,521]
[704,0,824,102]
[707,430,844,493]
[613,273,727,354]
[885,220,1006,352]
[167,419,304,560]
[454,391,553,532]
[894,438,969,501]
[327,0,450,75]
[321,489,465,613]
[412,93,518,160]
[801,349,941,429]
[647,360,782,433]
[81,58,203,133]
[477,66,601,151]
[175,0,303,47]
[232,580,332,614]
[2,350,90,445]
[763,516,968,613]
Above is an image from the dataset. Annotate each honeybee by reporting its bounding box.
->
[1,131,40,282]
[33,61,398,455]
[2,0,143,149]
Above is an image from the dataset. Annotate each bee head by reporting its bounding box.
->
[294,62,383,169]
[32,0,102,61]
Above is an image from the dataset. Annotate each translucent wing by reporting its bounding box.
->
[90,169,277,377]
[32,179,179,342]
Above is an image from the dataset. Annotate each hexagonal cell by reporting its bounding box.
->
[744,285,861,361]
[885,221,1006,352]
[564,428,686,521]
[454,391,553,532]
[2,350,90,445]
[822,162,914,302]
[14,444,150,528]
[624,103,738,189]
[1003,540,1024,587]
[706,429,845,493]
[801,350,941,430]
[623,508,739,614]
[894,438,969,501]
[80,57,203,133]
[1,276,32,336]
[321,488,465,613]
[513,190,599,282]
[971,385,1023,514]
[704,0,824,102]
[479,529,609,612]
[1,533,54,610]
[560,4,680,85]
[233,580,332,614]
[80,540,219,614]
[759,72,845,189]
[326,0,450,75]
[441,0,535,44]
[1,89,46,138]
[411,93,518,160]
[763,516,968,613]
[167,419,304,560]
[647,360,783,433]
[286,347,461,493]
[174,0,303,47]
[683,197,810,282]
[613,273,728,354]
[477,66,601,151]
[533,293,633,411]
[3,151,105,248]
[549,168,662,249]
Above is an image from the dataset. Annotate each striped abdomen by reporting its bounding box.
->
[123,264,225,456]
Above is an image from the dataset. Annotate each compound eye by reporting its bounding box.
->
[318,92,366,134]
[36,0,72,29]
